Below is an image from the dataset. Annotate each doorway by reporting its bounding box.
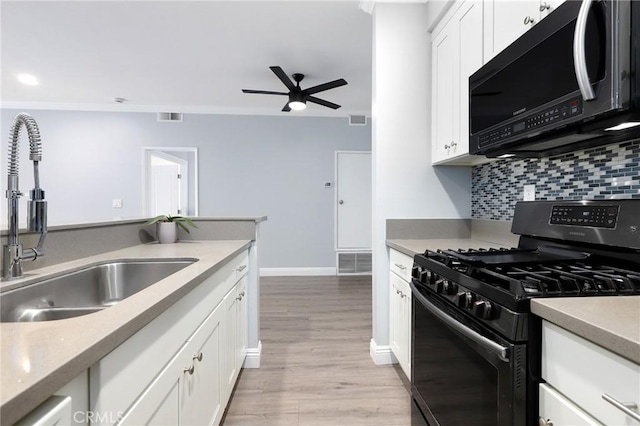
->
[143,147,198,217]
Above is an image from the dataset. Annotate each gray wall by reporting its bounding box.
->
[0,109,371,268]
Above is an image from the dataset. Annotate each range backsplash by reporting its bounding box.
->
[471,140,640,221]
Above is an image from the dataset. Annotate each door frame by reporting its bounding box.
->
[142,147,199,217]
[334,150,372,252]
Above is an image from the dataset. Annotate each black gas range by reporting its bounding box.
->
[410,200,640,426]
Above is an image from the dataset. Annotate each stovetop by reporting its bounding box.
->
[422,247,640,298]
[412,246,640,342]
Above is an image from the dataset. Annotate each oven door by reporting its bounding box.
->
[410,282,527,426]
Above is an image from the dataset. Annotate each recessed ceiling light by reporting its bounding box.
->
[17,74,39,86]
[604,122,640,131]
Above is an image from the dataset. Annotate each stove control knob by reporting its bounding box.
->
[473,300,492,319]
[456,291,474,309]
[443,280,458,295]
[435,279,445,293]
[411,265,420,279]
[429,272,438,285]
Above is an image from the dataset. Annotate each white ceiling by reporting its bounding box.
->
[1,1,373,117]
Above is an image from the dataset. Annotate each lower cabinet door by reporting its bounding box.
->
[118,303,224,426]
[236,276,248,371]
[223,285,238,402]
[390,271,411,378]
[180,305,224,426]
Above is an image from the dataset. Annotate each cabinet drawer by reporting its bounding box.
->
[231,251,249,282]
[390,249,413,282]
[539,383,601,426]
[542,321,640,426]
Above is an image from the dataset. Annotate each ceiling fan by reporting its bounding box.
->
[242,66,348,112]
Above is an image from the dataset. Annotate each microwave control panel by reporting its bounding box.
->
[550,204,619,228]
[478,97,583,148]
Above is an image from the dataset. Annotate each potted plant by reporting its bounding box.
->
[145,214,197,244]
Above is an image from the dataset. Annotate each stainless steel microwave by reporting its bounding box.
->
[469,0,640,158]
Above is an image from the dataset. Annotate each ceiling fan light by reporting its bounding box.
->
[289,100,307,111]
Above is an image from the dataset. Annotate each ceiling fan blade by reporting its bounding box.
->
[242,89,288,95]
[304,78,348,95]
[270,66,296,91]
[307,96,341,110]
[282,102,291,112]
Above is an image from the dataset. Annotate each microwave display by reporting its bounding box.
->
[478,97,583,148]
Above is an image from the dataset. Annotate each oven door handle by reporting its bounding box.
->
[411,283,510,363]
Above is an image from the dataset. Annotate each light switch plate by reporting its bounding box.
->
[523,185,536,201]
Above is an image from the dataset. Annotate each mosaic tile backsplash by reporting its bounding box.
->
[471,140,640,221]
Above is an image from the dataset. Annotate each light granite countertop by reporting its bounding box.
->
[0,240,251,425]
[532,297,640,364]
[387,238,513,257]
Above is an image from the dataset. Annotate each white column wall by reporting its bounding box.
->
[371,3,471,363]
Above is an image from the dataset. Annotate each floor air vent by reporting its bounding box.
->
[337,252,372,275]
[157,112,183,122]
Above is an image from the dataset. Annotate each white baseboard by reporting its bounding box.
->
[260,267,336,276]
[369,338,397,365]
[243,341,262,369]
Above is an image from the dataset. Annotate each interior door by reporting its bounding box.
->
[336,151,372,250]
[147,151,188,216]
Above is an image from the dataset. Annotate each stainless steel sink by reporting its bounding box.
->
[0,259,196,322]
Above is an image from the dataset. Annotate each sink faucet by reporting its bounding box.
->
[2,113,47,281]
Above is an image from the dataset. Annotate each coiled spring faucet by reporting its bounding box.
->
[2,113,47,281]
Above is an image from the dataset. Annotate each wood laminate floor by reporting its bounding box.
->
[222,275,412,425]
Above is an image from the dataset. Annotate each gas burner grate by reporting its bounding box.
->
[421,248,640,298]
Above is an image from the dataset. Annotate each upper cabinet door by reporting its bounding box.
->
[431,0,484,165]
[540,0,567,19]
[455,0,483,158]
[485,0,540,60]
[485,0,567,62]
[432,26,457,164]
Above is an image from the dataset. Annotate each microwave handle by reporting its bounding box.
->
[573,0,596,100]
[410,282,510,363]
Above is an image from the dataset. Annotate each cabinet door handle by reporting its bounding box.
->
[602,393,640,422]
[444,144,451,150]
[193,352,203,362]
[539,2,550,12]
[183,364,195,375]
[538,418,553,426]
[236,295,243,301]
[524,15,535,25]
[396,289,401,294]
[237,265,247,272]
[450,142,457,148]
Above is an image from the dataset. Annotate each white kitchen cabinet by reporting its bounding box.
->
[118,303,224,426]
[431,0,485,165]
[484,0,566,61]
[540,321,640,426]
[235,275,248,376]
[389,248,412,378]
[90,250,249,426]
[223,268,249,402]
